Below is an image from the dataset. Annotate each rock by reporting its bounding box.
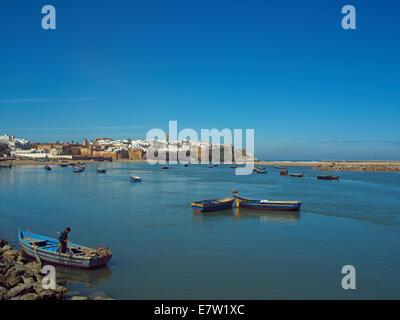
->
[0,245,12,254]
[3,269,22,289]
[37,290,59,300]
[55,285,69,298]
[16,255,28,264]
[70,296,89,300]
[24,261,42,275]
[19,293,40,300]
[21,276,35,285]
[0,239,7,248]
[94,296,114,300]
[0,285,7,300]
[2,250,21,263]
[6,283,33,299]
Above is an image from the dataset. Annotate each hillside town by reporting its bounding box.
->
[0,134,254,163]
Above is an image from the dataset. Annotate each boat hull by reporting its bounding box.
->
[234,197,301,211]
[18,230,111,269]
[317,175,339,180]
[191,198,234,213]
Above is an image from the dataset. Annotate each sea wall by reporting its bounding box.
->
[310,162,400,172]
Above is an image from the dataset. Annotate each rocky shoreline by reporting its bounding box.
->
[0,239,112,300]
[310,162,400,172]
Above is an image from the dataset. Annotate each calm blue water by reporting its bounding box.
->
[0,163,399,299]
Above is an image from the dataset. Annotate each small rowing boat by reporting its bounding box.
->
[191,197,234,213]
[275,165,286,169]
[161,166,169,170]
[130,176,142,182]
[317,175,339,180]
[0,163,12,168]
[280,169,288,176]
[96,168,106,173]
[45,165,51,171]
[69,163,76,166]
[59,164,68,167]
[232,191,302,211]
[184,164,189,167]
[230,165,238,168]
[289,172,304,177]
[253,168,267,174]
[18,230,112,269]
[73,166,84,173]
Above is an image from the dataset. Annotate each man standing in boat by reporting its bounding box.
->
[58,227,71,254]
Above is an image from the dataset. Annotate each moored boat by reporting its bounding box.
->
[96,168,106,173]
[130,176,142,182]
[232,191,302,211]
[253,168,267,174]
[161,166,169,170]
[280,169,288,176]
[18,230,112,269]
[289,172,304,177]
[0,163,12,168]
[230,165,238,169]
[317,175,339,180]
[45,165,51,171]
[73,166,84,173]
[191,197,234,213]
[275,165,286,169]
[59,164,68,167]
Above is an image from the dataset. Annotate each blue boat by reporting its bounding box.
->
[191,197,234,213]
[0,163,12,168]
[59,164,68,167]
[73,166,84,173]
[232,191,301,211]
[317,175,339,180]
[97,168,106,173]
[253,168,267,174]
[45,165,51,171]
[18,230,112,269]
[130,176,142,182]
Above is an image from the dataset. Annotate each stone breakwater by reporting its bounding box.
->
[310,162,400,172]
[0,239,112,300]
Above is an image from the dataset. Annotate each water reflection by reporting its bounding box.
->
[191,208,300,223]
[233,207,300,223]
[56,265,112,288]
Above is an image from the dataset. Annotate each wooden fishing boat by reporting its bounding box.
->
[161,166,169,170]
[18,230,112,269]
[232,191,301,211]
[191,197,234,213]
[256,166,266,170]
[96,168,106,173]
[0,163,12,168]
[69,163,76,166]
[275,165,286,169]
[73,166,84,173]
[59,164,68,167]
[45,165,51,171]
[184,164,189,167]
[280,169,288,176]
[230,165,238,169]
[289,172,304,177]
[208,165,214,168]
[317,175,339,180]
[253,168,267,174]
[130,176,142,182]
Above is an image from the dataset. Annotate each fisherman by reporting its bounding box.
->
[58,227,71,253]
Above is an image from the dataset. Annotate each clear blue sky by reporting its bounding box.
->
[0,0,399,160]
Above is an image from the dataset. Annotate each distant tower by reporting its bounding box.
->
[165,133,169,143]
